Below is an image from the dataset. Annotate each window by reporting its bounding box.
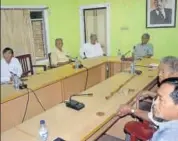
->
[30,10,48,60]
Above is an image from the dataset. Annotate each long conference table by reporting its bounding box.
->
[1,56,159,141]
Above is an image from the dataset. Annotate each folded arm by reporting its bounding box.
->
[133,109,151,121]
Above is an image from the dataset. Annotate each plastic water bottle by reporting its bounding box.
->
[130,62,135,74]
[39,120,48,141]
[12,74,19,90]
[117,49,122,58]
[75,57,79,69]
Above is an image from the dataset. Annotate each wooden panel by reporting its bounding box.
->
[1,94,43,132]
[110,62,121,76]
[62,71,87,100]
[1,81,63,132]
[110,62,131,76]
[34,81,63,109]
[86,64,106,88]
[62,64,106,100]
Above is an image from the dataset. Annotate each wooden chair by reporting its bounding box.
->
[124,120,156,141]
[48,53,57,69]
[16,54,47,77]
[48,53,53,68]
[48,52,75,69]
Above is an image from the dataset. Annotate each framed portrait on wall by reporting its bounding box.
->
[146,0,177,28]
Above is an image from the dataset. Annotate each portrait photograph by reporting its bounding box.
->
[146,0,177,28]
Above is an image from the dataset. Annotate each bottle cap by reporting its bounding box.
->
[40,120,45,124]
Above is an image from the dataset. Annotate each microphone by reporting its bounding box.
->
[69,93,93,101]
[83,52,87,59]
[10,71,27,89]
[73,58,84,69]
[123,50,131,57]
[121,50,133,61]
[65,93,93,110]
[19,79,28,89]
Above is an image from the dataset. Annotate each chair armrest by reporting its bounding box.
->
[32,65,47,71]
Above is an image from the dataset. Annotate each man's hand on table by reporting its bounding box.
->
[116,104,133,117]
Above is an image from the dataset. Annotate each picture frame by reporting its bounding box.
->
[146,0,177,28]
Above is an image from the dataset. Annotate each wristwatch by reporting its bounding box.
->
[131,109,135,114]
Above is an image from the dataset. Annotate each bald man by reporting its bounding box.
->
[51,38,70,67]
[80,34,104,59]
[150,0,172,24]
[134,33,154,59]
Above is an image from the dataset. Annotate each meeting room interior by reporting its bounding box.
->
[1,0,178,141]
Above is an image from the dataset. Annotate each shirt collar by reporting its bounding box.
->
[55,47,63,52]
[3,57,14,64]
[155,9,166,18]
[159,120,178,130]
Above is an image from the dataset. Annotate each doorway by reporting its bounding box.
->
[80,4,110,55]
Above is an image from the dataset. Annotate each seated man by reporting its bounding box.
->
[117,56,178,126]
[134,33,153,59]
[139,56,178,111]
[51,38,70,67]
[150,79,178,140]
[124,79,178,141]
[80,34,104,58]
[1,47,22,84]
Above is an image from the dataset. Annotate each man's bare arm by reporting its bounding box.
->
[133,109,151,121]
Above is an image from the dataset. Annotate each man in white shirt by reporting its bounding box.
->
[80,34,104,58]
[1,47,22,84]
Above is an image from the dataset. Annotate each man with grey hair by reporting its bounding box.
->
[134,33,154,59]
[151,79,178,141]
[51,38,70,67]
[80,34,104,58]
[116,56,178,126]
[139,56,178,112]
[158,56,178,82]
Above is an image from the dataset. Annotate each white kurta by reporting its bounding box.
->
[80,43,104,58]
[1,57,22,83]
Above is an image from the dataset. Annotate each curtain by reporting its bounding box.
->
[1,9,36,62]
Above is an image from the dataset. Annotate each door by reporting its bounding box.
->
[83,8,107,54]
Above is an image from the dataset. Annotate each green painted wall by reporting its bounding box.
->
[2,0,178,59]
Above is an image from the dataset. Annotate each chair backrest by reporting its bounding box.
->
[124,121,156,141]
[16,54,34,77]
[48,53,52,68]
